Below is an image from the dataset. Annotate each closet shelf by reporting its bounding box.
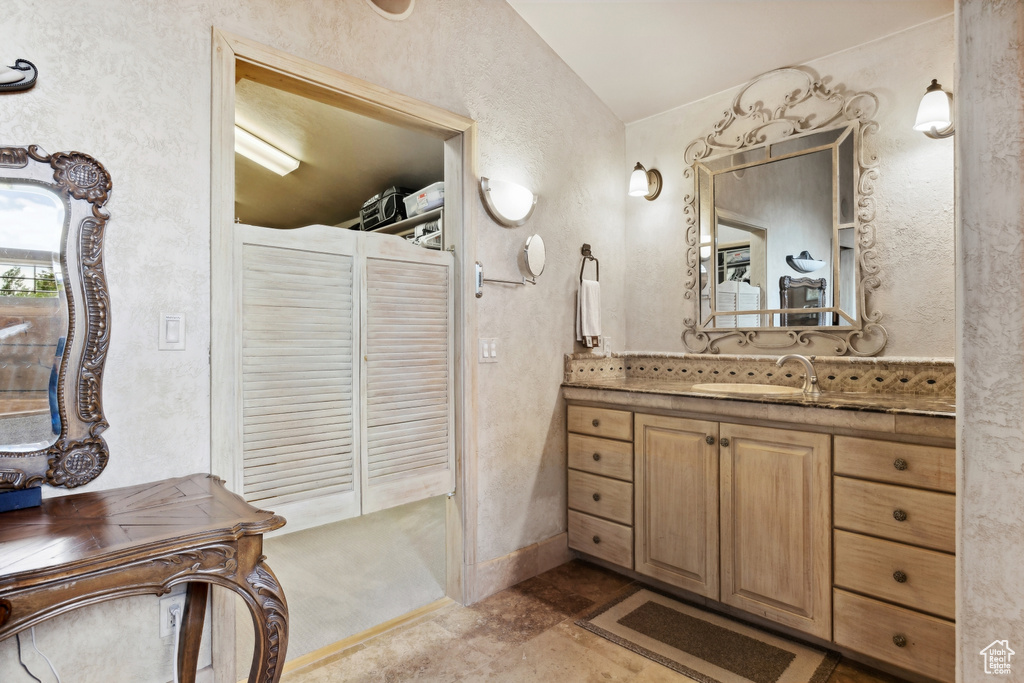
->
[367,207,443,237]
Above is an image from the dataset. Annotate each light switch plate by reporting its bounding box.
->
[479,338,498,363]
[159,312,185,350]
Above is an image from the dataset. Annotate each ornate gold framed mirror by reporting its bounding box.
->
[682,67,887,356]
[0,146,112,490]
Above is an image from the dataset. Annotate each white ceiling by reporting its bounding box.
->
[507,0,953,123]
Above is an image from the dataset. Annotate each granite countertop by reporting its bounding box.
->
[562,377,956,418]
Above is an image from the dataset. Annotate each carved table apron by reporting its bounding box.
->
[0,474,288,683]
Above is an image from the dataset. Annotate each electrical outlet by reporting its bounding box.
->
[159,593,185,638]
[479,338,498,363]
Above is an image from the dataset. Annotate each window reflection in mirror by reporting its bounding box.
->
[0,183,67,451]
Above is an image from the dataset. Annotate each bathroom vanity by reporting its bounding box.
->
[563,354,956,683]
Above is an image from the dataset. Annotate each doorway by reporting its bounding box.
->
[209,29,475,681]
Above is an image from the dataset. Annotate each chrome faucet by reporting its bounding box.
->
[776,354,820,396]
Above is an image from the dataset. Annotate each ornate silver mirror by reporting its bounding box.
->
[0,146,112,490]
[682,67,887,355]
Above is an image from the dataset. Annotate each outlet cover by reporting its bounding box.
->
[159,593,186,637]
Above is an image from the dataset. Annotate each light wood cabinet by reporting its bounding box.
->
[634,414,719,598]
[832,437,956,683]
[633,416,831,639]
[566,405,635,568]
[719,424,832,639]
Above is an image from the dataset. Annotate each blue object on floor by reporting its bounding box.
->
[0,486,42,512]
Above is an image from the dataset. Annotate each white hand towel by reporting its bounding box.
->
[577,279,601,348]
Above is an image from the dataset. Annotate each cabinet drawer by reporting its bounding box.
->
[833,589,954,683]
[834,477,955,553]
[568,470,632,525]
[568,405,633,441]
[835,436,955,493]
[568,433,633,481]
[568,510,633,568]
[834,530,954,619]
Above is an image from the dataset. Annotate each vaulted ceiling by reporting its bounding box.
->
[507,0,953,123]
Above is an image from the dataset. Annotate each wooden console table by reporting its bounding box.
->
[0,474,288,683]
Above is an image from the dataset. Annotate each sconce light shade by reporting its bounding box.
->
[913,79,954,139]
[235,126,300,176]
[628,162,662,200]
[480,177,537,227]
[786,250,826,273]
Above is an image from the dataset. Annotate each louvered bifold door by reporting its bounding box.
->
[237,224,361,529]
[360,238,454,514]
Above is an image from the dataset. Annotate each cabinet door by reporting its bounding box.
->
[720,423,831,639]
[634,414,719,598]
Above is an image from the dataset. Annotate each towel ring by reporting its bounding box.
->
[580,243,599,282]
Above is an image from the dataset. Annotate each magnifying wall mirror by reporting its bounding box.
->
[524,234,545,278]
[681,67,887,356]
[0,146,112,490]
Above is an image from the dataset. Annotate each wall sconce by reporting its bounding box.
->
[913,79,954,139]
[786,250,826,273]
[235,125,300,176]
[0,59,37,93]
[628,162,662,201]
[480,177,537,227]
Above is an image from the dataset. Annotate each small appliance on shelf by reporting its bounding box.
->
[360,186,412,231]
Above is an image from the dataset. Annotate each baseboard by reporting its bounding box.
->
[249,597,454,682]
[468,531,570,604]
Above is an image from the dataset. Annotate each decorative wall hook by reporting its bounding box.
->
[0,60,38,93]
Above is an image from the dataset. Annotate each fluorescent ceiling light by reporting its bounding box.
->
[234,126,300,176]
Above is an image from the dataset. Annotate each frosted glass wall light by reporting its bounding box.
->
[235,126,300,176]
[480,177,537,227]
[628,162,662,200]
[913,79,954,139]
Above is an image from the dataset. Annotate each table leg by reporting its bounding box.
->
[177,581,210,683]
[239,560,289,683]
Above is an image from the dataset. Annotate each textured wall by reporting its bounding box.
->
[0,1,625,680]
[624,17,955,357]
[956,1,1024,680]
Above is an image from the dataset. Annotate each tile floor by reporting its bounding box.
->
[284,560,909,682]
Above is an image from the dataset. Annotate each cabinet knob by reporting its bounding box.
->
[893,458,908,471]
[893,570,908,583]
[705,436,715,445]
[893,509,908,522]
[592,535,601,544]
[592,493,601,502]
[720,437,730,447]
[592,452,601,461]
[592,419,600,427]
[892,634,907,648]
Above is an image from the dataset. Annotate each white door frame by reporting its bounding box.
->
[209,28,478,681]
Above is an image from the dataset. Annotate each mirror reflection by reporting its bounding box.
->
[0,182,67,452]
[698,124,857,330]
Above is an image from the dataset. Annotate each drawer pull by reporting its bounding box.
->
[893,570,908,583]
[592,535,601,544]
[592,493,601,502]
[592,419,600,427]
[592,452,601,461]
[705,435,715,445]
[893,509,908,522]
[893,458,908,471]
[892,634,907,648]
[720,437,730,447]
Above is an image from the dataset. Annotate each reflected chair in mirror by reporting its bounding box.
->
[779,276,827,326]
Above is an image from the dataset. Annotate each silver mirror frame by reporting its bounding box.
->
[523,233,546,277]
[681,67,887,356]
[0,146,112,490]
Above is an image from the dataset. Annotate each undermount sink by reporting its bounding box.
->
[691,383,806,396]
